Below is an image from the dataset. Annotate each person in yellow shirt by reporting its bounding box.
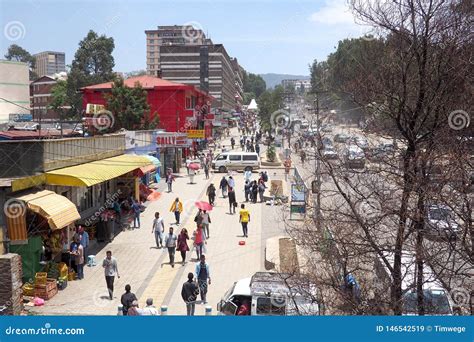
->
[169,197,184,225]
[239,204,250,238]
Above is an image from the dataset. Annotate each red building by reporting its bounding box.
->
[81,76,213,134]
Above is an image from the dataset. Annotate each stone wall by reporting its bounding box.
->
[0,253,23,315]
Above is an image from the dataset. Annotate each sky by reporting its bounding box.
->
[0,0,371,75]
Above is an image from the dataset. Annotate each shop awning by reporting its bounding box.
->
[15,190,80,230]
[134,164,157,177]
[45,155,153,187]
[144,155,161,167]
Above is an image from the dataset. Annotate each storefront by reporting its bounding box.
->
[5,190,80,283]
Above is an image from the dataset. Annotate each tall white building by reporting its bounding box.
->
[0,60,30,124]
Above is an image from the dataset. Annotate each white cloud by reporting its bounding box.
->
[309,0,356,26]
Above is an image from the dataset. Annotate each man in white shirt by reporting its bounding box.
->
[139,298,159,316]
[164,227,178,267]
[152,212,164,248]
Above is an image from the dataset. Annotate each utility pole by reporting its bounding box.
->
[314,97,321,231]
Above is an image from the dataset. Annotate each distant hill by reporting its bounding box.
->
[259,73,310,89]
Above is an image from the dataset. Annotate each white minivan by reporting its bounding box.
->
[217,272,321,316]
[211,151,260,173]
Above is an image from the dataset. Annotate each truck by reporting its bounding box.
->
[217,272,322,316]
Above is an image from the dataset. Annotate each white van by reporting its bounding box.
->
[211,151,260,173]
[375,251,455,315]
[217,272,321,316]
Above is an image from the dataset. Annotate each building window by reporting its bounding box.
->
[186,97,191,109]
[150,65,154,69]
[149,45,154,51]
[149,39,154,44]
[149,52,154,57]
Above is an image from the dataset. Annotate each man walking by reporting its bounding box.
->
[164,227,178,267]
[181,272,199,316]
[71,236,84,280]
[239,204,250,238]
[152,212,164,248]
[169,197,183,225]
[102,250,120,299]
[166,170,174,193]
[219,176,228,198]
[131,199,141,228]
[195,255,211,304]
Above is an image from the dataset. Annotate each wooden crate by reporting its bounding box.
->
[34,286,57,300]
[34,278,56,292]
[34,272,48,285]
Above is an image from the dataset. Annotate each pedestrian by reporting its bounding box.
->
[69,236,79,273]
[195,254,211,304]
[164,227,178,267]
[228,176,235,189]
[169,197,183,225]
[206,183,216,205]
[239,204,250,237]
[258,180,266,203]
[240,137,244,150]
[228,187,237,214]
[204,162,210,179]
[182,272,199,316]
[231,137,235,149]
[120,284,137,316]
[189,167,196,184]
[140,298,159,316]
[194,209,203,226]
[71,236,84,280]
[192,225,207,260]
[166,170,174,193]
[78,226,89,261]
[244,169,252,183]
[102,250,120,300]
[251,181,258,203]
[127,300,140,316]
[220,176,228,198]
[177,228,190,265]
[201,210,211,238]
[300,150,306,164]
[262,171,269,183]
[255,143,260,155]
[131,199,141,228]
[244,180,251,202]
[152,212,164,248]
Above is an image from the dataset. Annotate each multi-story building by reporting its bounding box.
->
[145,25,210,77]
[231,58,243,107]
[30,73,68,121]
[0,60,30,124]
[33,51,66,77]
[159,44,238,111]
[281,79,311,92]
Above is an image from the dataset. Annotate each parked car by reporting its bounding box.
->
[322,146,338,160]
[211,152,260,173]
[217,272,321,316]
[374,251,456,315]
[343,145,365,168]
[425,204,461,240]
[348,136,369,150]
[334,133,350,143]
[321,124,333,133]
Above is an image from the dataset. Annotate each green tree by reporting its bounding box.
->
[49,79,68,117]
[105,78,159,131]
[66,30,115,118]
[4,44,37,80]
[241,68,266,100]
[257,85,284,133]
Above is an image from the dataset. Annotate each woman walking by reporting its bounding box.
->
[192,225,207,261]
[206,183,216,206]
[251,181,258,204]
[177,228,190,265]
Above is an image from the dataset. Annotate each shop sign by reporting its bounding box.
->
[186,129,205,139]
[156,132,190,147]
